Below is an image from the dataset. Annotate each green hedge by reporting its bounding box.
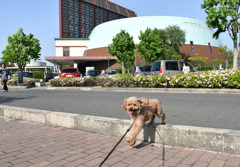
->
[0,77,39,86]
[49,70,240,89]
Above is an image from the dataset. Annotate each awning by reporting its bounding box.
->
[45,56,117,65]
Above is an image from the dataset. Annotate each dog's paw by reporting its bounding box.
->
[130,139,136,146]
[127,138,132,143]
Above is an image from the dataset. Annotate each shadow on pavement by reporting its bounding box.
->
[0,96,36,104]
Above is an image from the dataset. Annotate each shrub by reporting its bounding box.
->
[0,77,38,86]
[49,70,240,89]
[33,71,44,79]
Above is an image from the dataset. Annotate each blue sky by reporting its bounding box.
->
[0,0,233,66]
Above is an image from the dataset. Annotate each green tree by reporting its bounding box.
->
[201,1,240,70]
[137,28,164,64]
[218,46,233,69]
[152,28,168,44]
[152,26,185,60]
[212,59,225,68]
[165,25,186,50]
[188,53,208,68]
[171,54,184,61]
[1,28,41,72]
[108,30,135,74]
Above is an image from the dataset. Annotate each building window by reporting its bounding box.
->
[63,47,70,57]
[208,43,213,54]
[190,41,195,53]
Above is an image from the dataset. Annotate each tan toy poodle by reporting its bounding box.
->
[122,97,166,146]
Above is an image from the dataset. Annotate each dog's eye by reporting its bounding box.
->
[134,104,137,106]
[128,104,130,106]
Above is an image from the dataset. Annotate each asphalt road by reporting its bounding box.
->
[0,87,240,131]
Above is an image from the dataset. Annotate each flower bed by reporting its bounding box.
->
[49,70,240,89]
[0,77,39,86]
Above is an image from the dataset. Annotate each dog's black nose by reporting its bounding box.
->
[130,108,133,111]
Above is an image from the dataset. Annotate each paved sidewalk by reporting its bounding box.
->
[1,117,240,167]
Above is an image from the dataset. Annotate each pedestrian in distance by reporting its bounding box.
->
[182,62,190,74]
[0,63,10,92]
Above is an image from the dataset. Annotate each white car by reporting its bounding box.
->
[103,70,118,78]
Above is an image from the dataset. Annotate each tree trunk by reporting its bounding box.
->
[122,61,125,74]
[19,66,24,73]
[233,41,238,70]
[225,55,228,69]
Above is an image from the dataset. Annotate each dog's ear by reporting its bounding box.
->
[137,97,149,105]
[122,98,128,111]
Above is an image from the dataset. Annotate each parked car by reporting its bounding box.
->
[85,70,98,77]
[60,68,80,78]
[151,60,197,76]
[103,70,118,78]
[106,70,118,78]
[53,73,60,79]
[45,73,54,82]
[131,65,152,76]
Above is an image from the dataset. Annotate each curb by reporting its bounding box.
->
[47,86,240,94]
[1,105,240,154]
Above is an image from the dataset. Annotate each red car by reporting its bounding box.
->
[60,68,80,78]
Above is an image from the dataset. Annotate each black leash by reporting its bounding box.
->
[99,110,141,167]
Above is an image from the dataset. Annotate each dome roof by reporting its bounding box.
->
[87,16,222,49]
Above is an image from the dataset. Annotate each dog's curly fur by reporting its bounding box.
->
[148,99,166,125]
[122,97,166,146]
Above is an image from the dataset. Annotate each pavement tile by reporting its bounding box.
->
[176,164,191,167]
[111,162,129,167]
[65,152,87,161]
[83,152,105,161]
[136,147,155,156]
[129,160,149,167]
[174,149,193,159]
[104,156,125,165]
[15,150,38,158]
[198,152,217,163]
[28,154,53,164]
[192,161,208,167]
[2,117,240,167]
[215,152,230,161]
[140,153,160,163]
[120,154,142,164]
[28,161,52,167]
[0,163,12,167]
[0,151,21,160]
[0,156,18,164]
[225,157,240,166]
[83,157,103,166]
[117,145,132,152]
[144,159,163,167]
[67,148,87,155]
[181,155,200,165]
[118,149,139,158]
[11,155,35,165]
[45,159,70,167]
[48,153,71,162]
[164,157,183,166]
[64,158,88,167]
[14,161,33,167]
[189,149,206,157]
[208,159,225,167]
